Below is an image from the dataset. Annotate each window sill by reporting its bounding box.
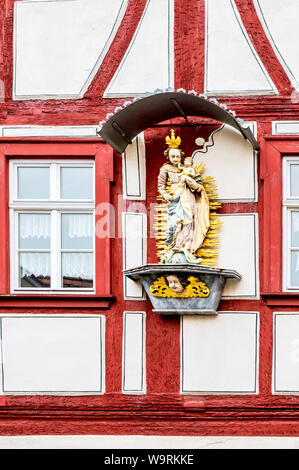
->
[0,294,115,309]
[262,292,299,307]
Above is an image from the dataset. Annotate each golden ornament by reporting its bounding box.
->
[149,275,210,298]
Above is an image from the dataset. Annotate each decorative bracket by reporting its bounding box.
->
[124,264,241,315]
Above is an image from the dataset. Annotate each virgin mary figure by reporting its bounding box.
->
[157,130,210,264]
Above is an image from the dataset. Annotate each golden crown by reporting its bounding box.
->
[165,129,181,149]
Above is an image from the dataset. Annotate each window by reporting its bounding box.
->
[283,158,299,290]
[10,160,95,292]
[261,136,299,297]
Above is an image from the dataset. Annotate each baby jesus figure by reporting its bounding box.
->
[178,156,198,183]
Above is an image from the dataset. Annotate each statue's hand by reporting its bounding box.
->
[180,174,187,183]
[185,176,195,185]
[163,193,173,202]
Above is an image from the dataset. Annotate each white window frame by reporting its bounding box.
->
[9,159,95,294]
[283,157,299,291]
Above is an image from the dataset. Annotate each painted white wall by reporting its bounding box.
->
[14,0,128,99]
[254,0,299,90]
[1,435,299,449]
[217,214,258,298]
[181,312,258,393]
[122,134,146,200]
[193,123,257,201]
[122,212,147,300]
[272,121,299,135]
[0,126,98,137]
[1,316,104,393]
[273,313,299,393]
[122,312,146,394]
[105,0,174,97]
[205,0,275,95]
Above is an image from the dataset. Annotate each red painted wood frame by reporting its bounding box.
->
[261,136,299,303]
[0,138,114,308]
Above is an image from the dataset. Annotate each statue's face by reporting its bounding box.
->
[166,275,185,294]
[168,148,182,166]
[184,158,193,167]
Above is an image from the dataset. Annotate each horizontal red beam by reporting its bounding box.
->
[262,293,299,307]
[0,295,115,309]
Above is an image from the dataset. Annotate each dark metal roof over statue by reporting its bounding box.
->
[99,91,259,153]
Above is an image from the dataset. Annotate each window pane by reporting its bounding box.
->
[19,214,51,249]
[61,213,93,249]
[62,253,93,288]
[291,251,299,287]
[18,167,50,199]
[60,167,93,199]
[19,252,50,288]
[291,211,299,247]
[290,164,299,197]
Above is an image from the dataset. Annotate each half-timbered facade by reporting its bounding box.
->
[0,0,298,446]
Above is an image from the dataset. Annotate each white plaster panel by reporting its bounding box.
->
[122,134,146,200]
[123,312,145,393]
[123,213,147,299]
[272,121,299,135]
[181,313,258,393]
[254,0,299,89]
[0,126,98,137]
[193,124,257,201]
[1,316,104,393]
[2,435,299,449]
[205,0,275,95]
[273,313,299,393]
[217,214,258,297]
[105,0,174,97]
[14,0,128,99]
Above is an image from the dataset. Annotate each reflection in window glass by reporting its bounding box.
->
[291,211,299,248]
[18,167,50,199]
[290,164,299,197]
[62,252,93,288]
[60,167,93,200]
[291,251,299,287]
[19,213,51,249]
[19,252,51,288]
[61,213,93,249]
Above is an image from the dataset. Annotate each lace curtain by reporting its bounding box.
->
[20,253,50,277]
[19,213,93,239]
[20,253,92,279]
[66,214,93,239]
[19,214,93,279]
[62,253,93,279]
[19,214,50,239]
[293,213,299,233]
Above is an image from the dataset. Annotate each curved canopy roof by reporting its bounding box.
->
[99,92,259,153]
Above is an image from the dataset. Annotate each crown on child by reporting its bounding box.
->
[165,129,181,149]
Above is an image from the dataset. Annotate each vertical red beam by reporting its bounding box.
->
[95,144,114,296]
[146,311,181,395]
[259,304,274,396]
[3,0,14,104]
[0,152,10,294]
[174,0,205,92]
[260,138,283,293]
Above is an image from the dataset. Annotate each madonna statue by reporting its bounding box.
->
[157,129,210,264]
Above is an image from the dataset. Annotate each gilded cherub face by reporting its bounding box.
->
[168,148,182,166]
[166,275,185,294]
